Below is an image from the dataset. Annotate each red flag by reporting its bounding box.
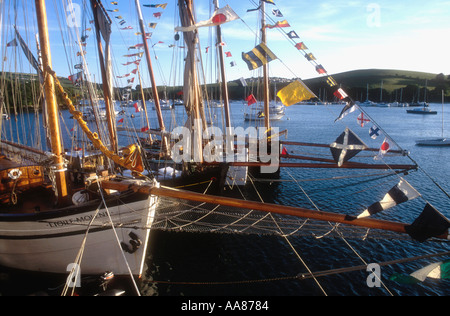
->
[225,52,232,57]
[380,139,390,153]
[295,42,307,50]
[118,118,124,123]
[141,126,149,132]
[333,88,348,100]
[357,112,370,127]
[281,147,289,156]
[315,65,326,74]
[133,102,140,113]
[374,138,391,160]
[245,94,257,106]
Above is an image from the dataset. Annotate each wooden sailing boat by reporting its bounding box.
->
[139,0,249,192]
[97,0,449,245]
[2,0,450,296]
[0,0,158,281]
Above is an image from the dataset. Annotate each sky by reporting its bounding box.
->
[3,0,450,88]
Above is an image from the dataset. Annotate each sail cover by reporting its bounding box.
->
[175,5,239,32]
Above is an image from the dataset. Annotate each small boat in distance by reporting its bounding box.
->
[416,138,450,146]
[407,107,437,115]
[416,91,449,146]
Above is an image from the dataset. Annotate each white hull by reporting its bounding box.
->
[244,113,285,121]
[416,138,450,146]
[0,191,158,276]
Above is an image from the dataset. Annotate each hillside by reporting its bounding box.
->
[301,69,448,103]
[123,68,450,104]
[2,69,449,109]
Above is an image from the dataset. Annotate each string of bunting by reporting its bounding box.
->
[248,0,394,160]
[108,1,167,131]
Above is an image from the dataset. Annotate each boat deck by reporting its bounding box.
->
[0,155,52,211]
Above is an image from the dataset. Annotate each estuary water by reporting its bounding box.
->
[1,100,449,296]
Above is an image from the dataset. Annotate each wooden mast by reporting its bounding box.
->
[214,0,231,130]
[135,0,168,154]
[137,66,153,144]
[35,0,69,205]
[91,0,118,154]
[179,0,204,163]
[214,0,234,157]
[261,0,270,130]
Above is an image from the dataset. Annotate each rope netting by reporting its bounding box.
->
[149,196,410,241]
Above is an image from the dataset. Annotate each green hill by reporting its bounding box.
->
[2,69,449,109]
[301,69,449,103]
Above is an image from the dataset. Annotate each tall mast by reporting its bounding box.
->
[91,0,118,153]
[135,0,167,153]
[35,0,69,205]
[179,0,204,163]
[261,1,270,130]
[137,66,152,144]
[213,0,231,129]
[214,0,233,156]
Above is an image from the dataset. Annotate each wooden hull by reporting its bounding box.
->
[0,156,46,204]
[0,188,158,276]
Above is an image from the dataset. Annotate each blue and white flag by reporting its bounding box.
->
[369,125,381,139]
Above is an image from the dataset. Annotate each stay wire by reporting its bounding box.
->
[284,169,394,295]
[247,176,328,296]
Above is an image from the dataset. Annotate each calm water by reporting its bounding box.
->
[143,101,450,297]
[1,101,450,296]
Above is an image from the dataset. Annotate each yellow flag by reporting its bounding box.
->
[277,80,317,106]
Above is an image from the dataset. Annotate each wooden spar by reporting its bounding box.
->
[205,161,417,170]
[214,0,231,130]
[135,0,167,153]
[214,0,233,157]
[99,180,448,240]
[35,0,69,205]
[261,1,270,130]
[137,65,153,143]
[279,153,417,168]
[91,0,118,154]
[280,140,407,154]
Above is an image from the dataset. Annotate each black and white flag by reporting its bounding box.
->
[357,179,420,218]
[330,127,367,167]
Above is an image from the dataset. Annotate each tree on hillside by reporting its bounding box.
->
[432,73,449,95]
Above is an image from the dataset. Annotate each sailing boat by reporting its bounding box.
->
[243,16,285,122]
[0,0,158,282]
[376,80,390,107]
[358,84,377,106]
[409,80,430,107]
[416,91,450,146]
[3,0,450,296]
[407,83,436,114]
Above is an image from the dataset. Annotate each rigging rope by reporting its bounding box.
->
[97,178,141,296]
